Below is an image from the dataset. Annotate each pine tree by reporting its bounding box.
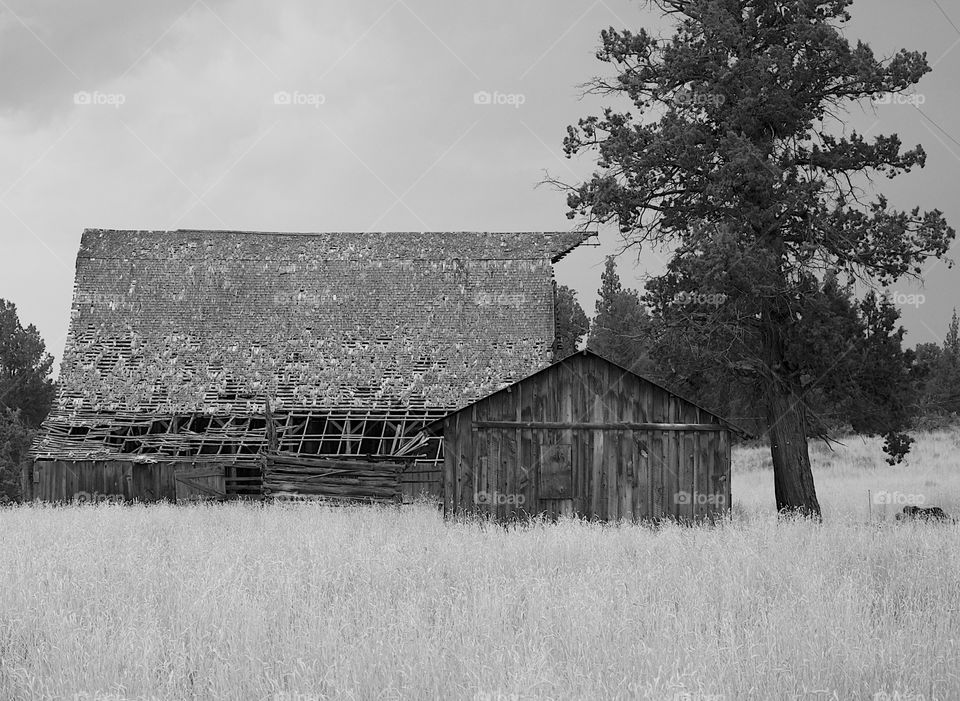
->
[553,284,589,359]
[0,299,56,427]
[930,309,960,414]
[559,1,954,515]
[587,257,654,374]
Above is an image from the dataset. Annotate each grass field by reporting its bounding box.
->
[2,431,959,701]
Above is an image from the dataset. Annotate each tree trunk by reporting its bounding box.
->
[761,295,822,518]
[764,381,821,517]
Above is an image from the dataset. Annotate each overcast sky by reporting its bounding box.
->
[1,0,958,374]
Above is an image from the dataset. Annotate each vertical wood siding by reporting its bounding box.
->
[442,353,733,522]
[31,461,253,502]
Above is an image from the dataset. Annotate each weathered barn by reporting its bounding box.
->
[430,350,747,522]
[29,228,591,502]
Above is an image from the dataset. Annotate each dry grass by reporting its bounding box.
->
[1,432,959,701]
[734,429,960,521]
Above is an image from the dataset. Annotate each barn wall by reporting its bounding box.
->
[30,457,431,502]
[30,460,260,502]
[442,354,732,522]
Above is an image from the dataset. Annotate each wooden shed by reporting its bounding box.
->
[428,350,748,523]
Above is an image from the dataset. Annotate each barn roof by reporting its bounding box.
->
[51,228,592,418]
[76,229,589,264]
[424,348,753,438]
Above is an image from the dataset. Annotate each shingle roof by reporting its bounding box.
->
[55,229,592,417]
[77,229,589,263]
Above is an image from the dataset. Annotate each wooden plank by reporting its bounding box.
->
[442,417,454,517]
[173,467,224,480]
[159,463,177,501]
[539,443,572,499]
[265,454,405,471]
[697,431,713,519]
[175,465,226,499]
[475,439,489,517]
[517,377,534,518]
[718,430,731,516]
[103,462,114,498]
[620,430,633,522]
[64,462,78,502]
[130,463,146,501]
[640,379,652,424]
[503,430,517,520]
[605,428,617,521]
[473,421,727,431]
[39,462,49,501]
[682,403,701,521]
[511,380,524,519]
[636,432,651,520]
[561,369,576,516]
[668,397,681,519]
[591,428,604,519]
[121,462,133,500]
[680,433,696,521]
[651,431,666,519]
[571,378,583,516]
[443,416,457,513]
[461,407,475,515]
[518,427,534,518]
[488,429,500,520]
[175,477,225,497]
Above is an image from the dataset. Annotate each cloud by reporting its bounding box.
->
[0,1,231,120]
[0,0,957,370]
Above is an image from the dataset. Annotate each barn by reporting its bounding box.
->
[429,349,748,522]
[29,228,591,502]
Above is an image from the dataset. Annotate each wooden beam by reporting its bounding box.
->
[472,421,727,432]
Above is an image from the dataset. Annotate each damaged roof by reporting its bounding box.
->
[54,228,593,417]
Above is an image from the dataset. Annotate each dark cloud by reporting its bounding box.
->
[0,0,236,119]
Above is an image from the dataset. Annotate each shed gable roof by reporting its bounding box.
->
[425,349,752,437]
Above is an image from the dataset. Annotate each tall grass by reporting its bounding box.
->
[734,429,960,520]
[1,431,958,701]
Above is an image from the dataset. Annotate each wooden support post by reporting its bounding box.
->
[265,399,278,453]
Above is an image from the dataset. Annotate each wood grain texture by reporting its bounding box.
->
[441,352,733,523]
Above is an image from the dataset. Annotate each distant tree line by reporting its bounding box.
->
[555,257,960,459]
[0,299,56,501]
